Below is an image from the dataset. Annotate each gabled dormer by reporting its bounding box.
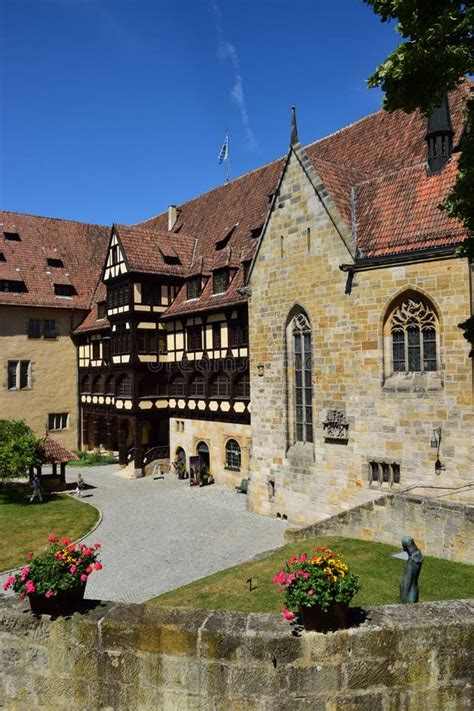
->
[103,227,129,281]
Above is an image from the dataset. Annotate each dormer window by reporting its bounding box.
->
[215,225,236,251]
[97,301,107,319]
[54,284,76,297]
[213,269,229,294]
[4,232,20,242]
[0,279,27,293]
[47,257,64,268]
[163,255,181,266]
[187,277,201,300]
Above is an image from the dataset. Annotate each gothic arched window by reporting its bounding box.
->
[288,310,313,444]
[225,439,241,470]
[390,298,438,373]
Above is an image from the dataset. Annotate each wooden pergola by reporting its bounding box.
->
[31,434,78,488]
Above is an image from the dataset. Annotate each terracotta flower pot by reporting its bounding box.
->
[299,601,349,632]
[28,583,86,616]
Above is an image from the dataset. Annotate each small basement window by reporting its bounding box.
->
[0,253,5,262]
[47,257,64,268]
[3,232,21,242]
[368,461,401,488]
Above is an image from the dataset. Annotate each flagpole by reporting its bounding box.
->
[226,130,230,184]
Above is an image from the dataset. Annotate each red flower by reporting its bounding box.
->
[61,537,72,546]
[86,565,94,574]
[47,535,59,543]
[27,552,34,558]
[93,562,103,571]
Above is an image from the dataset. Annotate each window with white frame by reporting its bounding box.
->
[48,413,69,430]
[7,360,31,390]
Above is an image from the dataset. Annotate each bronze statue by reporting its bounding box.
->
[400,536,424,604]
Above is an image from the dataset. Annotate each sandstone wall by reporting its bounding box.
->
[0,306,84,450]
[169,417,251,488]
[247,146,473,526]
[0,597,473,710]
[286,493,474,564]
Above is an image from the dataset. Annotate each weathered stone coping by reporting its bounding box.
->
[1,596,473,709]
[286,492,474,565]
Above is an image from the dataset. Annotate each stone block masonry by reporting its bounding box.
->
[286,493,474,565]
[1,597,473,709]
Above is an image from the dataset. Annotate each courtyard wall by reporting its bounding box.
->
[0,597,473,709]
[286,493,474,564]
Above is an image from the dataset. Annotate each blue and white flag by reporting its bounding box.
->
[218,132,229,164]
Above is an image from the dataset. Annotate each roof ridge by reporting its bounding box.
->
[131,154,286,227]
[0,209,109,230]
[133,110,389,228]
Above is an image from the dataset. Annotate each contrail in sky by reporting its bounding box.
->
[211,2,257,150]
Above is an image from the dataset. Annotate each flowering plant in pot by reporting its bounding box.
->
[273,547,360,631]
[3,535,103,615]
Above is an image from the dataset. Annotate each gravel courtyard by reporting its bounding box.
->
[67,465,291,604]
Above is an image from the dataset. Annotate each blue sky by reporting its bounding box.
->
[0,0,399,225]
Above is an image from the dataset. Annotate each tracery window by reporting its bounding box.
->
[290,311,313,444]
[390,298,437,373]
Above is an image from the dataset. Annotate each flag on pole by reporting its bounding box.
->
[218,132,229,164]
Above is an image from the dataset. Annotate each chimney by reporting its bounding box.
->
[168,205,178,232]
[426,96,454,173]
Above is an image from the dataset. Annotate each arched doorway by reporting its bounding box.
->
[196,441,210,473]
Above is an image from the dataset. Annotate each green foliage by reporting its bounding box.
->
[69,450,118,467]
[364,0,474,353]
[0,420,40,482]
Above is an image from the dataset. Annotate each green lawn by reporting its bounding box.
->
[0,484,100,571]
[150,536,474,612]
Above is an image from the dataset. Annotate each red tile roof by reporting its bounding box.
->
[38,434,78,464]
[114,225,195,276]
[11,83,469,333]
[0,212,110,309]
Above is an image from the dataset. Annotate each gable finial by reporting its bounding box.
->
[290,106,299,146]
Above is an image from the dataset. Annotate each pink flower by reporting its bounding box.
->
[3,576,15,591]
[93,562,102,571]
[69,565,77,574]
[299,554,308,563]
[302,572,311,579]
[282,607,296,621]
[20,567,30,582]
[25,580,35,594]
[80,574,88,582]
[82,548,92,556]
[285,573,296,587]
[19,593,26,601]
[45,590,55,598]
[272,571,287,585]
[47,535,59,543]
[307,589,314,596]
[27,552,34,558]
[296,569,306,577]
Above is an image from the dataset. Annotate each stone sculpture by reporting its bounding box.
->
[400,536,424,604]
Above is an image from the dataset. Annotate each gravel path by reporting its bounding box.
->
[2,466,291,604]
